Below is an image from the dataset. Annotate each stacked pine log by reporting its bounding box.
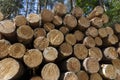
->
[0,3,120,80]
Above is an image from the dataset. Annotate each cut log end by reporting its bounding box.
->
[34,28,46,38]
[108,34,118,45]
[98,28,108,38]
[74,30,84,42]
[101,14,109,24]
[86,27,98,37]
[53,15,62,26]
[0,12,4,21]
[115,23,120,33]
[44,23,55,32]
[76,71,89,80]
[112,59,120,73]
[65,34,76,45]
[90,73,102,80]
[91,17,103,28]
[59,26,69,35]
[105,26,114,35]
[30,76,43,80]
[94,37,103,46]
[63,72,78,80]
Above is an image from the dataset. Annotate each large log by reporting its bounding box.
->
[65,34,76,45]
[0,12,4,21]
[76,70,89,80]
[41,63,60,80]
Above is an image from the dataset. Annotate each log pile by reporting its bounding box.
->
[0,2,120,80]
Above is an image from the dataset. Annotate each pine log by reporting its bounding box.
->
[74,44,88,60]
[101,14,109,24]
[53,15,62,26]
[41,9,54,22]
[71,6,84,18]
[30,76,43,80]
[17,25,34,44]
[112,59,120,74]
[74,30,84,42]
[0,12,4,21]
[43,46,58,62]
[14,15,27,27]
[98,28,108,38]
[90,73,102,80]
[47,29,64,46]
[59,26,69,35]
[23,49,43,68]
[53,2,67,16]
[83,36,96,48]
[101,64,117,79]
[78,16,90,30]
[65,34,76,45]
[41,63,60,80]
[104,47,118,59]
[0,58,21,80]
[87,6,104,19]
[27,13,41,27]
[34,37,49,51]
[94,37,103,46]
[105,26,114,35]
[0,39,11,58]
[83,57,100,73]
[43,22,55,32]
[91,17,103,28]
[59,42,73,57]
[63,14,77,29]
[114,23,120,33]
[34,28,46,38]
[76,70,89,80]
[108,34,118,45]
[89,47,103,61]
[86,27,98,37]
[8,43,26,59]
[63,72,78,80]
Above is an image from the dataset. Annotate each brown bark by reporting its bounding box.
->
[74,44,88,60]
[91,17,103,28]
[90,73,102,80]
[63,72,78,80]
[98,27,108,38]
[30,76,43,80]
[47,29,64,46]
[65,34,76,45]
[76,70,89,80]
[74,30,84,42]
[59,26,69,35]
[94,37,103,46]
[23,49,43,68]
[86,27,98,37]
[0,12,4,21]
[53,15,62,26]
[43,22,55,32]
[34,28,46,38]
[41,63,60,80]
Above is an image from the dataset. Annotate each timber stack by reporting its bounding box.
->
[0,2,120,80]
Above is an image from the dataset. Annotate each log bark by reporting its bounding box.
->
[47,29,64,46]
[0,12,4,21]
[74,44,88,60]
[14,15,27,27]
[86,27,98,37]
[91,17,103,28]
[53,15,62,26]
[43,46,58,62]
[0,39,11,58]
[74,30,84,42]
[34,37,49,51]
[83,57,100,73]
[8,43,26,59]
[98,27,108,38]
[30,76,43,80]
[94,37,103,46]
[59,26,69,35]
[43,23,55,32]
[34,28,46,38]
[90,73,102,80]
[62,72,78,80]
[23,49,43,68]
[17,25,34,44]
[41,63,60,80]
[76,70,89,80]
[65,34,76,45]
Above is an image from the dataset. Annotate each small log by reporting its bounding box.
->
[91,17,103,28]
[76,70,89,80]
[14,15,27,27]
[47,29,64,46]
[87,6,104,19]
[65,34,76,45]
[104,47,118,59]
[34,37,49,51]
[53,2,67,16]
[74,30,84,42]
[41,9,54,22]
[53,15,62,26]
[17,25,34,44]
[34,28,46,38]
[112,59,120,74]
[94,37,103,46]
[8,43,26,59]
[90,73,102,80]
[43,46,58,62]
[63,72,78,80]
[59,42,73,57]
[27,13,41,27]
[63,14,77,29]
[0,39,11,58]
[43,22,55,32]
[89,47,103,61]
[114,23,120,33]
[108,34,118,45]
[83,57,100,73]
[105,26,114,35]
[98,27,108,38]
[101,64,117,79]
[83,36,96,48]
[101,14,109,24]
[30,76,43,80]
[78,16,90,30]
[41,63,60,80]
[59,26,69,35]
[74,44,88,60]
[0,58,21,80]
[0,12,4,21]
[23,49,43,68]
[71,6,84,18]
[86,27,98,37]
